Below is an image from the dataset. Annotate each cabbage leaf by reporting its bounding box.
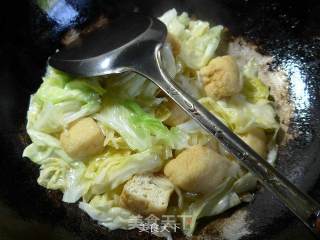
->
[180,178,239,236]
[83,149,163,196]
[79,193,135,230]
[95,99,187,152]
[28,67,104,133]
[242,59,269,103]
[199,95,279,134]
[159,8,223,70]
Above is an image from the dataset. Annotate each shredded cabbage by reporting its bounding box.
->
[84,149,163,195]
[27,67,104,133]
[95,99,188,152]
[103,72,163,109]
[79,193,135,230]
[159,9,223,70]
[176,120,212,147]
[180,178,240,236]
[242,59,269,103]
[199,95,279,134]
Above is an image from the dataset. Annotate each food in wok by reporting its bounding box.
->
[23,9,280,238]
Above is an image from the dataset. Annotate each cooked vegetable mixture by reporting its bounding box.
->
[23,9,279,238]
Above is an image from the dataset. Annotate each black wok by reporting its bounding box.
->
[0,0,320,239]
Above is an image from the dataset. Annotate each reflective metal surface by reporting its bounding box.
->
[49,14,165,76]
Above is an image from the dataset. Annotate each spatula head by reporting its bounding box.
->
[49,14,167,77]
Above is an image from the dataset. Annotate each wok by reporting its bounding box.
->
[0,0,320,239]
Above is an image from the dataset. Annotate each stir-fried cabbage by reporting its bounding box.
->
[181,178,240,236]
[103,73,162,108]
[199,95,279,134]
[159,9,223,70]
[242,59,269,103]
[84,149,163,195]
[79,193,135,230]
[176,120,212,147]
[95,99,188,152]
[22,8,280,239]
[27,67,104,133]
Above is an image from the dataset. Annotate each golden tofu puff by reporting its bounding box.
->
[240,128,267,159]
[164,145,238,194]
[120,174,174,216]
[60,117,105,160]
[199,55,242,99]
[167,33,181,57]
[163,99,189,127]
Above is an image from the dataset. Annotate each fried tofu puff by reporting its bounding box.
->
[164,145,237,194]
[163,99,189,127]
[167,33,181,57]
[199,55,242,99]
[240,128,268,159]
[60,117,105,159]
[120,174,174,216]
